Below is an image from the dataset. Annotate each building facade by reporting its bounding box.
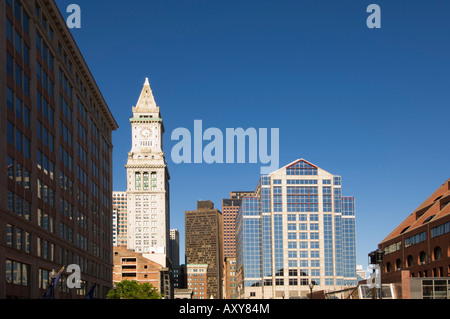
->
[113,246,162,290]
[0,0,118,298]
[186,264,208,299]
[223,256,238,299]
[236,159,357,299]
[113,191,127,247]
[172,264,187,290]
[185,201,223,299]
[222,191,254,259]
[113,246,171,298]
[125,78,170,267]
[169,228,180,267]
[378,178,450,299]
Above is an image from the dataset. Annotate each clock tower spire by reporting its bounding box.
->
[125,78,170,267]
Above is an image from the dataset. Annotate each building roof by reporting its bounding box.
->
[380,178,450,244]
[267,158,332,176]
[133,78,158,112]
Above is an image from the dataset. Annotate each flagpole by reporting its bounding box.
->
[43,266,66,299]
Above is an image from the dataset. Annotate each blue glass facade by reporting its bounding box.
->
[236,197,262,287]
[236,159,357,298]
[341,196,357,285]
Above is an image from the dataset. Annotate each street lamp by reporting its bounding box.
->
[368,249,384,299]
[308,281,315,299]
[113,283,118,299]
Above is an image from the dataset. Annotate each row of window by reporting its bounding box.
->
[135,172,157,190]
[6,51,30,96]
[287,223,320,231]
[7,121,30,159]
[245,277,322,287]
[385,246,444,273]
[7,157,31,190]
[7,86,30,127]
[287,232,320,240]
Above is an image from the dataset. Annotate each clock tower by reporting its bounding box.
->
[125,78,170,267]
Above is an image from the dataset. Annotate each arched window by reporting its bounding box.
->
[395,259,402,271]
[143,172,149,190]
[135,172,141,190]
[419,251,427,265]
[407,255,413,267]
[433,246,442,261]
[386,262,392,273]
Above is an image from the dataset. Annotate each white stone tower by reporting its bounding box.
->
[125,78,170,266]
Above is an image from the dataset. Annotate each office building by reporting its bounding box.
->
[1,0,118,298]
[378,178,450,299]
[224,256,238,299]
[125,78,170,268]
[113,191,127,247]
[185,201,223,299]
[236,159,357,299]
[186,264,208,299]
[169,229,180,266]
[222,191,253,258]
[172,264,187,290]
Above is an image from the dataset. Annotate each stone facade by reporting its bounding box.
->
[125,79,170,267]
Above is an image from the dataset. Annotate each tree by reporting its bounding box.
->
[106,280,162,299]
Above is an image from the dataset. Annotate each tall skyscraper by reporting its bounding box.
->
[125,78,170,267]
[236,159,357,299]
[1,0,118,298]
[169,229,180,266]
[113,191,127,247]
[222,191,254,258]
[185,201,223,299]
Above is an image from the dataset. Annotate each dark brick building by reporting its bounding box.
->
[185,200,223,299]
[1,0,118,298]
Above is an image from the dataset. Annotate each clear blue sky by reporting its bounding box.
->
[58,0,450,270]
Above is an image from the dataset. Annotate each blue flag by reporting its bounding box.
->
[43,284,53,299]
[42,266,65,299]
[85,283,97,299]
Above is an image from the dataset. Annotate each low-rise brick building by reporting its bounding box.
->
[113,246,172,298]
[378,178,450,299]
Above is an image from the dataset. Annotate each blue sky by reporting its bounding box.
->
[57,0,450,270]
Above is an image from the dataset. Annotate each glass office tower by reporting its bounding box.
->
[236,159,357,299]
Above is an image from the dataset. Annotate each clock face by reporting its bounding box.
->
[140,128,152,138]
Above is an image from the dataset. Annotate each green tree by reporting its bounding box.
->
[106,280,162,299]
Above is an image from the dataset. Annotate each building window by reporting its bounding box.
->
[433,247,442,261]
[405,231,426,247]
[419,251,427,265]
[7,121,14,145]
[6,259,30,286]
[143,172,149,190]
[135,172,141,190]
[286,160,318,175]
[407,255,413,268]
[395,259,402,271]
[386,262,392,273]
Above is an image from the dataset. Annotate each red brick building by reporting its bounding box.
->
[186,264,208,299]
[113,246,171,297]
[222,192,253,258]
[378,178,450,298]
